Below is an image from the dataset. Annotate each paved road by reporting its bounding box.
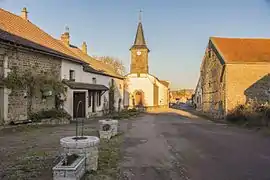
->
[119,109,270,180]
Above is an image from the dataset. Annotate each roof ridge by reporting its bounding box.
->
[210,36,270,63]
[211,36,270,40]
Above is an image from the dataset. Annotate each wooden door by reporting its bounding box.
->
[153,84,159,106]
[92,91,96,112]
[73,92,86,118]
[135,91,143,106]
[0,87,4,124]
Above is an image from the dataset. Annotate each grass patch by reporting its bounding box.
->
[107,108,141,120]
[83,133,123,180]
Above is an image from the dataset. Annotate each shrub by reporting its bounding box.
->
[226,101,270,127]
[29,109,71,122]
[128,108,137,113]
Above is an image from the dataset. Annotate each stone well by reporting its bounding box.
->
[99,119,118,136]
[60,136,100,171]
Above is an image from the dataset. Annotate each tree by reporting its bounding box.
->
[94,56,126,75]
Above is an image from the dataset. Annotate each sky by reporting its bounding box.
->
[1,0,270,90]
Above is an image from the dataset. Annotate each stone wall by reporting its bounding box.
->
[200,45,270,119]
[1,45,62,124]
[225,64,270,111]
[130,49,149,74]
[200,48,225,119]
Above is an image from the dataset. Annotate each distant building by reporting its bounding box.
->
[170,89,194,103]
[193,77,202,110]
[199,37,270,119]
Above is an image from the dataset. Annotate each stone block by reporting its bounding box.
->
[99,130,112,140]
[52,155,85,180]
[99,119,118,136]
[60,136,100,172]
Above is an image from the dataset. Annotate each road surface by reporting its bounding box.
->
[119,109,270,180]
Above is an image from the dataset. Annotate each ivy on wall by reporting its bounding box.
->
[3,68,67,114]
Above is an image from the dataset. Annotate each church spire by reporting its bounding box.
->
[130,10,149,51]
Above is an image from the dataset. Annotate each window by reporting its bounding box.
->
[208,50,212,58]
[69,70,75,81]
[97,91,101,106]
[92,77,97,84]
[88,91,92,107]
[111,79,114,86]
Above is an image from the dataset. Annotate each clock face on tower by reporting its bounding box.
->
[136,51,141,56]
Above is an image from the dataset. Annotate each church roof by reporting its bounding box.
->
[159,80,170,87]
[130,22,149,51]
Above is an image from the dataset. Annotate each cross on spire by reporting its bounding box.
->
[65,25,69,33]
[139,9,143,22]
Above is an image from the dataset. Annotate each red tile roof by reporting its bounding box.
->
[211,37,270,63]
[0,8,123,79]
[0,8,80,60]
[65,43,124,79]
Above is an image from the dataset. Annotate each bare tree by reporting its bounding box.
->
[94,56,126,76]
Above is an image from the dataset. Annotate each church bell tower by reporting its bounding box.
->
[130,11,150,74]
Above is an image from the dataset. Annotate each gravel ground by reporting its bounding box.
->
[119,109,270,180]
[0,121,99,180]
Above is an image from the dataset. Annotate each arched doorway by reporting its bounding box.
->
[134,90,144,106]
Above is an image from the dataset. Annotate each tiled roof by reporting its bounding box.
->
[211,37,270,63]
[65,43,124,79]
[159,80,170,87]
[62,79,109,91]
[0,29,82,64]
[0,8,81,61]
[0,8,124,79]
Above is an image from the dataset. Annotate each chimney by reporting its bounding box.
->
[21,7,28,20]
[61,26,70,46]
[82,41,87,54]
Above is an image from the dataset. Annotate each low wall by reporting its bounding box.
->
[145,105,169,112]
[36,118,70,125]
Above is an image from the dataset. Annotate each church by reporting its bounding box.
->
[124,18,170,109]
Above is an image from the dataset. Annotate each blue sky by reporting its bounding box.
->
[1,0,270,89]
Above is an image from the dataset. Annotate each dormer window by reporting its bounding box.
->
[92,77,97,84]
[69,70,75,81]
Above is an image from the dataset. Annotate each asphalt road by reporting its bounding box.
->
[119,109,270,180]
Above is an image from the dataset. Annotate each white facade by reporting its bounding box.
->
[61,60,124,118]
[124,73,169,107]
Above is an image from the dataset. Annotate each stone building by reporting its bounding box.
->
[199,37,270,119]
[193,77,202,110]
[124,17,170,108]
[0,8,124,124]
